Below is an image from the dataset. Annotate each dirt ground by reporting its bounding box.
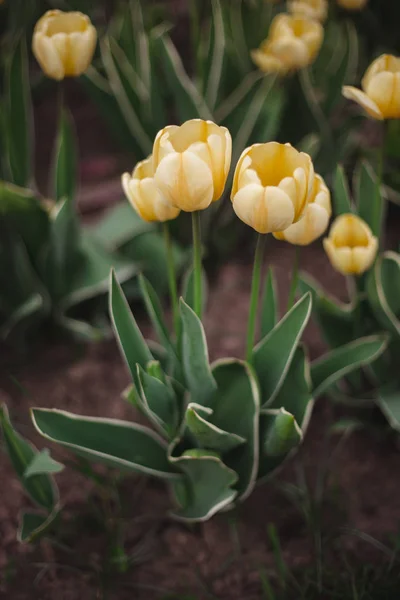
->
[1,220,400,599]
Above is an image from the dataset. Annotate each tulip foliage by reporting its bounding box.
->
[300,162,400,429]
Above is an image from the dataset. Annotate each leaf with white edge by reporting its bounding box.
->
[209,359,260,501]
[53,109,77,204]
[185,402,246,453]
[137,364,179,439]
[311,335,388,399]
[109,269,153,386]
[253,293,312,407]
[24,449,64,478]
[31,409,180,480]
[18,506,60,543]
[261,268,278,338]
[169,453,238,521]
[367,252,400,337]
[262,409,302,458]
[89,203,154,251]
[204,0,225,111]
[0,405,56,511]
[180,299,217,407]
[354,160,383,237]
[376,386,400,432]
[333,164,353,215]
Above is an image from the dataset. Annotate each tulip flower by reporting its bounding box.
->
[323,214,378,276]
[122,156,180,223]
[337,0,367,10]
[32,10,97,81]
[273,174,331,245]
[231,142,314,234]
[288,0,328,22]
[343,54,400,120]
[153,119,232,213]
[251,14,324,75]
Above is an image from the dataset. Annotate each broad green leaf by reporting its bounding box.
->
[377,386,400,432]
[185,402,245,453]
[89,202,154,250]
[298,67,332,161]
[311,335,388,398]
[262,409,302,457]
[354,160,383,237]
[180,299,217,407]
[261,268,278,338]
[0,405,56,510]
[137,364,179,439]
[333,165,353,216]
[18,509,60,543]
[204,0,225,111]
[53,109,77,204]
[24,449,64,478]
[4,37,32,187]
[154,34,212,121]
[215,71,264,123]
[210,359,260,501]
[170,453,237,521]
[31,408,180,480]
[109,269,153,385]
[367,252,400,337]
[253,293,312,406]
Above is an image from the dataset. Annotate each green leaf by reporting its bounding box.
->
[0,405,56,511]
[109,269,153,386]
[137,364,179,439]
[354,160,382,237]
[89,202,154,250]
[311,335,388,399]
[154,34,212,121]
[333,165,353,216]
[204,0,225,111]
[170,452,237,521]
[53,109,77,204]
[18,509,60,543]
[210,359,260,501]
[180,299,217,407]
[181,266,208,314]
[24,449,64,478]
[185,402,246,453]
[377,386,400,432]
[4,37,32,187]
[262,409,302,457]
[261,268,278,338]
[31,408,180,480]
[253,293,312,407]
[367,252,400,337]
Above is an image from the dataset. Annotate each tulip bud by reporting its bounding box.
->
[323,214,378,276]
[251,14,324,75]
[288,0,328,22]
[343,54,400,120]
[152,119,232,213]
[337,0,368,10]
[273,174,331,245]
[32,10,97,81]
[122,156,180,223]
[231,142,314,234]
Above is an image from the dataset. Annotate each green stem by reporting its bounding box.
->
[287,247,300,311]
[163,221,180,339]
[373,121,387,240]
[246,234,266,363]
[192,211,202,319]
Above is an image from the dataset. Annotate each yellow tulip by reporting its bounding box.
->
[273,174,331,245]
[122,156,180,223]
[288,0,328,22]
[343,54,400,120]
[323,214,378,276]
[231,142,314,234]
[337,0,367,10]
[152,119,232,212]
[251,14,324,75]
[32,10,97,81]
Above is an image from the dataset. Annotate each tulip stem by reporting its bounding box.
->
[192,211,203,319]
[163,222,180,339]
[246,233,266,363]
[287,247,300,311]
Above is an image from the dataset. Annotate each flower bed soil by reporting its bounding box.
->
[1,225,400,600]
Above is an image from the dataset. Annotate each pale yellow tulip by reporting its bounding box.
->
[273,174,331,245]
[337,0,367,10]
[152,119,232,212]
[343,54,400,120]
[251,14,324,75]
[323,214,378,276]
[288,0,328,22]
[32,10,97,80]
[122,156,180,223]
[231,142,314,234]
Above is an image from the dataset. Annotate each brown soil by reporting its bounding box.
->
[2,227,400,599]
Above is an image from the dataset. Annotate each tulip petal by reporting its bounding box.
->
[365,72,400,120]
[68,27,97,76]
[232,184,295,234]
[155,151,214,212]
[32,33,65,80]
[323,239,353,275]
[342,86,383,120]
[353,240,378,274]
[273,202,330,245]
